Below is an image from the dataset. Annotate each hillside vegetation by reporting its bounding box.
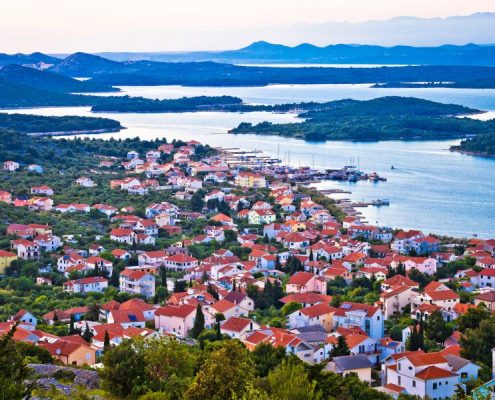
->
[230,97,495,141]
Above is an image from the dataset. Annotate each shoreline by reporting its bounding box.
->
[26,127,123,137]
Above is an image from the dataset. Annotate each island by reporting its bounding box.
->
[452,133,495,156]
[229,96,495,141]
[0,113,122,135]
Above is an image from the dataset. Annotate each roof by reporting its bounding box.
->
[223,291,248,305]
[288,271,315,286]
[415,366,457,380]
[298,303,336,318]
[155,304,196,318]
[475,290,495,302]
[39,339,91,357]
[280,293,332,305]
[221,316,253,332]
[444,354,476,372]
[211,299,236,313]
[403,352,447,367]
[332,354,372,371]
[334,302,380,318]
[383,383,406,394]
[345,334,370,349]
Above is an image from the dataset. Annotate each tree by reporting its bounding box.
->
[174,279,187,293]
[267,360,322,400]
[407,325,419,351]
[184,340,254,400]
[190,192,204,212]
[330,335,350,358]
[0,325,33,400]
[82,323,93,343]
[425,311,453,344]
[457,304,491,331]
[69,314,77,335]
[281,301,303,317]
[191,304,205,339]
[417,319,425,350]
[461,318,495,367]
[104,330,111,350]
[144,338,197,398]
[250,342,287,377]
[85,302,100,321]
[101,338,147,398]
[207,283,219,300]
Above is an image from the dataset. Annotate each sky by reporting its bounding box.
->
[2,0,495,53]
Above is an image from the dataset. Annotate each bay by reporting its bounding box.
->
[4,83,495,238]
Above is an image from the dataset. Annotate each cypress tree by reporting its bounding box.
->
[418,318,425,350]
[82,323,93,343]
[69,314,76,335]
[191,304,205,339]
[407,325,419,351]
[103,330,110,349]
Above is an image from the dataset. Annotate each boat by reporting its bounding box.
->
[372,199,390,206]
[391,166,395,170]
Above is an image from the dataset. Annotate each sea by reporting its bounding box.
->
[4,81,495,239]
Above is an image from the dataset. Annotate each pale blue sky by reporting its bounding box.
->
[2,0,495,52]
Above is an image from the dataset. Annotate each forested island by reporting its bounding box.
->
[452,133,495,156]
[230,97,495,141]
[0,113,122,135]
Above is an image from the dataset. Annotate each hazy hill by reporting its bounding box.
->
[49,52,124,76]
[0,64,117,93]
[94,41,495,66]
[0,52,60,67]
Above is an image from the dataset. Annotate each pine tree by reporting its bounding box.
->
[330,335,350,358]
[82,323,93,343]
[309,251,314,261]
[191,304,205,339]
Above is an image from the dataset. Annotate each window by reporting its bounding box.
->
[461,373,467,379]
[398,376,401,385]
[433,383,438,390]
[413,381,416,388]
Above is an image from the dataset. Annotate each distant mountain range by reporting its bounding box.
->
[93,41,495,66]
[0,52,60,67]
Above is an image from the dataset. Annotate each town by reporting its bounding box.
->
[1,135,495,399]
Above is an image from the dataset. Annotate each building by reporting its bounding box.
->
[286,272,327,295]
[333,302,384,340]
[220,316,260,339]
[39,339,96,366]
[248,209,276,225]
[234,172,266,189]
[380,286,413,319]
[385,352,478,399]
[11,239,40,260]
[326,354,372,382]
[154,304,197,338]
[287,303,336,332]
[63,276,108,294]
[0,250,17,274]
[119,268,156,299]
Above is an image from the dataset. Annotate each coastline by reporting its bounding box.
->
[26,127,123,137]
